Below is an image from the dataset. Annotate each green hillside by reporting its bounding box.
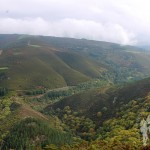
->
[43,77,150,149]
[47,78,150,125]
[0,34,150,90]
[1,34,150,149]
[0,92,74,150]
[1,78,150,149]
[2,118,73,150]
[0,40,93,90]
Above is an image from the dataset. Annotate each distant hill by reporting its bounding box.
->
[0,34,150,90]
[137,45,150,51]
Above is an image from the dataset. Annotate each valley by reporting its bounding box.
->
[0,34,150,149]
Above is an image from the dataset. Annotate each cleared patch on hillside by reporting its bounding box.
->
[0,67,9,70]
[0,50,2,55]
[18,103,48,121]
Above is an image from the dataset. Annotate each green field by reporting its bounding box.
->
[0,67,9,70]
[28,44,41,48]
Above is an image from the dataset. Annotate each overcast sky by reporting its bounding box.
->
[0,0,150,45]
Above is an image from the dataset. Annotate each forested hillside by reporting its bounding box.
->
[43,78,150,149]
[0,34,150,90]
[0,34,150,149]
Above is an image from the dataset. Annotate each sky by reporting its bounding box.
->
[0,0,150,45]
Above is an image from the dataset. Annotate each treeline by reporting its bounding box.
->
[96,97,148,149]
[25,89,46,95]
[44,79,107,100]
[0,97,11,120]
[2,117,73,150]
[99,66,143,84]
[45,89,72,99]
[0,95,18,143]
[43,97,149,149]
[0,88,7,96]
[0,72,7,81]
[50,106,97,141]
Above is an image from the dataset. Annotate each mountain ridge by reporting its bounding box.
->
[0,34,150,90]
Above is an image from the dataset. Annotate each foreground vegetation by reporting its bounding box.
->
[1,78,150,149]
[2,118,73,150]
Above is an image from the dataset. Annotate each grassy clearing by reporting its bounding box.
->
[13,52,23,55]
[126,50,150,54]
[0,67,9,70]
[28,44,41,48]
[0,50,3,55]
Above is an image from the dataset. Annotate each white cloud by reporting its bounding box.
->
[0,0,150,45]
[0,17,136,45]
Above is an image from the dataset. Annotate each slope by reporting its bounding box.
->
[0,94,73,150]
[0,41,97,89]
[46,77,150,125]
[0,34,150,90]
